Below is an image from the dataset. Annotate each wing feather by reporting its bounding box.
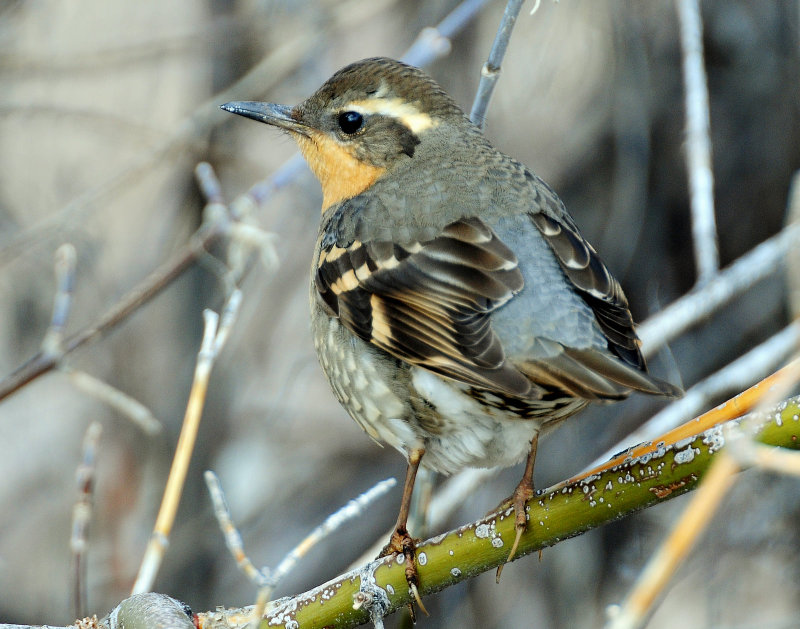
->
[531,211,645,370]
[316,217,531,397]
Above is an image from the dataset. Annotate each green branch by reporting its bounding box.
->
[192,397,800,628]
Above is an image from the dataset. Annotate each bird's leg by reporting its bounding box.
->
[496,435,538,581]
[380,447,428,617]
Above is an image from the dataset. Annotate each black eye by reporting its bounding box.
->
[338,111,364,134]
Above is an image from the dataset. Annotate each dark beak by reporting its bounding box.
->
[220,101,308,135]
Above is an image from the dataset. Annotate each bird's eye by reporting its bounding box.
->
[338,111,364,135]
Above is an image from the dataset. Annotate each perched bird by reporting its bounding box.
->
[222,57,680,601]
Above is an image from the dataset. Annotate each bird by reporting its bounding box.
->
[221,56,680,607]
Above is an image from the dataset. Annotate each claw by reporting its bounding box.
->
[495,435,538,582]
[409,582,429,617]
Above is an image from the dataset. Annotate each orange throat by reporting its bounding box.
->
[295,133,386,212]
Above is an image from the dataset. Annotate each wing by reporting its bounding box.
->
[529,207,681,398]
[531,211,642,367]
[315,217,534,398]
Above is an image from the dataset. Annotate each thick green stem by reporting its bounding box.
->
[201,397,800,629]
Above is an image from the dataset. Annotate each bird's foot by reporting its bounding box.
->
[379,527,429,620]
[493,480,535,582]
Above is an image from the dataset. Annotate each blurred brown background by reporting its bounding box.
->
[0,1,798,627]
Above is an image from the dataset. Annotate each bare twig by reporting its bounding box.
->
[0,215,228,402]
[638,221,800,357]
[65,369,163,436]
[785,171,800,316]
[42,244,76,358]
[71,421,102,620]
[207,472,398,623]
[402,0,492,67]
[204,471,269,589]
[132,292,241,594]
[0,162,277,404]
[252,478,397,621]
[676,0,719,286]
[470,0,526,128]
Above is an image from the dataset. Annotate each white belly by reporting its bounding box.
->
[408,368,540,474]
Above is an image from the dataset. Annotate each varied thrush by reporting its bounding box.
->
[222,57,680,604]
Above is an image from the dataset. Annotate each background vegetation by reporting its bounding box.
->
[0,2,798,627]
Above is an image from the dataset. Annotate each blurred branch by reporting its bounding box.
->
[0,162,278,404]
[70,421,102,620]
[402,0,493,67]
[676,0,719,286]
[250,478,397,620]
[41,244,76,357]
[204,471,271,590]
[205,472,398,612]
[132,291,241,594]
[470,0,526,128]
[64,369,163,436]
[0,183,227,402]
[607,452,738,629]
[638,220,800,357]
[785,171,800,317]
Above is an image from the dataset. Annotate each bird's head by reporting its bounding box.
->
[221,57,467,211]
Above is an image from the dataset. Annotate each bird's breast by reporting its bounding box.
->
[295,132,386,212]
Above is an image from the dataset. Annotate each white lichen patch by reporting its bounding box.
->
[702,426,725,453]
[386,584,394,596]
[428,532,448,545]
[451,567,462,578]
[418,552,427,566]
[475,520,507,548]
[674,446,697,465]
